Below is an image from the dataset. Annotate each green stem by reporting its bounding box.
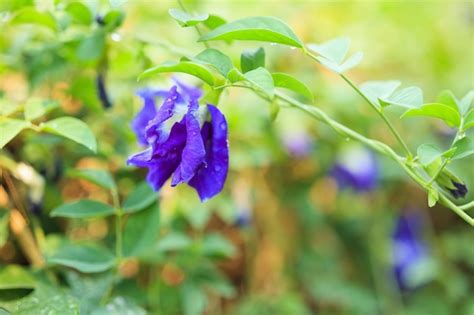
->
[427,158,449,186]
[460,201,474,211]
[177,0,210,49]
[305,51,413,158]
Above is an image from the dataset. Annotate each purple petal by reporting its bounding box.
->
[131,94,158,145]
[129,122,187,191]
[171,110,206,186]
[145,86,179,145]
[189,105,229,201]
[173,77,203,100]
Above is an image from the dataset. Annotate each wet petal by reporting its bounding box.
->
[145,86,179,145]
[171,111,206,186]
[127,147,153,167]
[189,105,229,201]
[173,77,203,100]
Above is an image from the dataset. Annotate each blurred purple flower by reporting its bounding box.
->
[391,213,434,290]
[128,80,229,201]
[281,130,314,158]
[235,207,252,227]
[331,145,378,192]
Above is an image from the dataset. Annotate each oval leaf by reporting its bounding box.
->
[380,86,423,109]
[451,137,474,160]
[24,99,59,121]
[244,67,274,97]
[48,244,115,273]
[199,16,303,48]
[307,37,350,64]
[41,117,97,152]
[0,118,30,149]
[401,103,461,128]
[272,72,313,101]
[241,47,265,73]
[123,203,160,258]
[67,169,115,190]
[122,182,156,214]
[417,143,443,166]
[51,199,115,218]
[463,108,474,131]
[139,61,215,86]
[168,8,208,27]
[11,7,57,31]
[195,48,233,76]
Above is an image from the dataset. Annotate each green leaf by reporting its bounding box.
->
[203,14,226,30]
[123,203,160,257]
[199,16,303,48]
[139,61,215,86]
[8,284,79,315]
[241,47,265,73]
[428,189,439,208]
[379,86,423,109]
[168,8,208,27]
[451,137,474,160]
[307,37,363,73]
[0,99,21,116]
[91,296,146,315]
[51,199,115,218]
[122,182,156,214]
[463,108,474,131]
[182,283,207,315]
[67,169,115,190]
[102,9,125,31]
[11,7,57,31]
[459,90,473,115]
[65,2,93,25]
[417,143,443,165]
[0,210,9,247]
[41,117,97,152]
[272,72,313,101]
[243,67,274,97]
[360,81,401,108]
[24,99,58,121]
[156,232,192,252]
[195,48,233,76]
[48,244,115,273]
[0,118,30,149]
[0,265,35,290]
[227,68,245,83]
[201,233,236,259]
[401,103,461,128]
[307,37,350,64]
[76,32,106,61]
[436,90,459,113]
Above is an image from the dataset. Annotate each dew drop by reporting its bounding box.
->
[220,122,226,130]
[214,165,222,172]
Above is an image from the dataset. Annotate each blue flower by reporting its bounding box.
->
[391,213,434,290]
[330,145,378,192]
[128,80,229,201]
[281,130,314,158]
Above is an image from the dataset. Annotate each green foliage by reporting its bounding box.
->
[0,118,30,149]
[199,16,303,47]
[272,72,313,101]
[50,199,116,218]
[139,60,215,85]
[122,182,157,214]
[240,47,265,73]
[243,67,274,97]
[24,99,59,121]
[195,48,233,76]
[66,169,116,190]
[168,8,209,27]
[402,103,461,128]
[307,37,363,73]
[41,117,97,152]
[48,244,115,273]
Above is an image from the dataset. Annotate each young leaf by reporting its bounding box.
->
[243,67,274,97]
[24,99,59,121]
[65,2,93,25]
[417,143,443,165]
[428,189,439,208]
[76,32,106,61]
[11,7,57,31]
[195,48,233,76]
[122,182,156,214]
[48,244,115,273]
[227,68,245,83]
[379,86,423,109]
[0,265,35,290]
[199,16,303,48]
[436,90,459,113]
[41,117,97,152]
[451,137,474,160]
[336,51,364,73]
[50,199,115,218]
[203,14,226,30]
[360,81,401,107]
[168,8,209,27]
[67,169,115,190]
[401,103,461,128]
[240,47,265,73]
[0,118,30,149]
[272,72,313,101]
[307,37,350,64]
[123,203,160,258]
[463,108,474,131]
[139,61,215,86]
[459,90,473,114]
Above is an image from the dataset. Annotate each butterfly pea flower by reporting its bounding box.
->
[128,81,229,201]
[281,130,314,158]
[391,213,434,290]
[330,145,378,192]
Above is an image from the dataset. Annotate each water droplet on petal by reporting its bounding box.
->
[214,165,221,172]
[220,122,226,130]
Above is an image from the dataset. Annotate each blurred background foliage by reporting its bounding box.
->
[0,0,473,314]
